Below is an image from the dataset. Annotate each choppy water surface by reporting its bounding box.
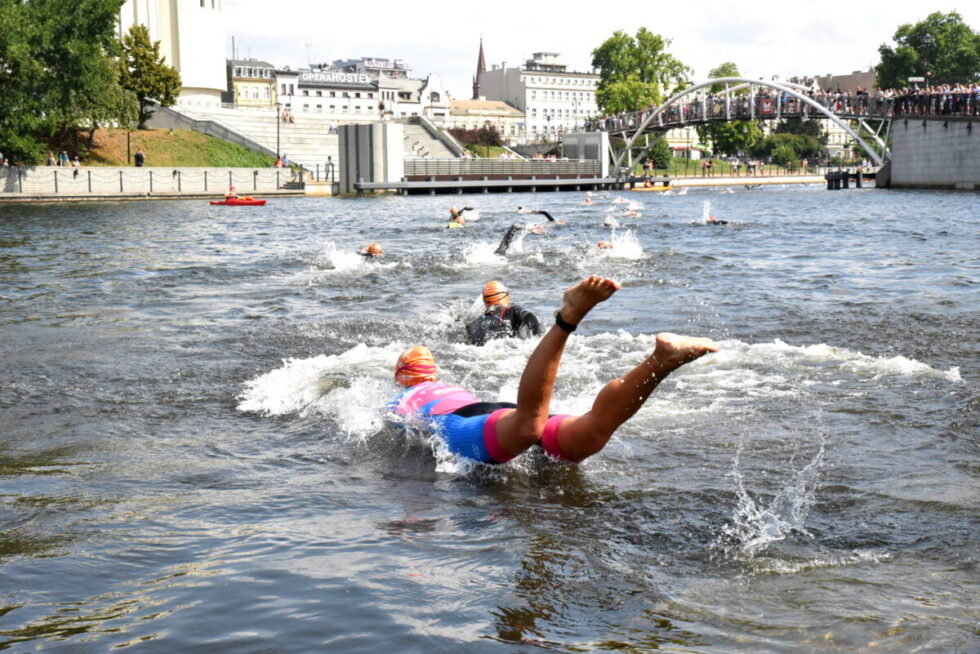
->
[1,186,977,652]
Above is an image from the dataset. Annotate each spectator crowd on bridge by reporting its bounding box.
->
[588,83,980,134]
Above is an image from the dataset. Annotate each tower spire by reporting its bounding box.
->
[472,37,486,100]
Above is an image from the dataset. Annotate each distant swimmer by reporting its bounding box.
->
[464,280,542,346]
[516,207,564,224]
[744,184,762,190]
[596,240,614,249]
[706,215,729,225]
[603,215,620,228]
[450,206,480,222]
[494,224,521,256]
[359,242,384,258]
[584,192,593,205]
[391,276,719,464]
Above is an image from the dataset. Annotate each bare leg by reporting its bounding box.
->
[555,333,719,462]
[493,276,621,457]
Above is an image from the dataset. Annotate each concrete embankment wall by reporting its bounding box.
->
[0,166,298,200]
[890,118,980,190]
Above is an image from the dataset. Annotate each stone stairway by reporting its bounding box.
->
[172,105,348,170]
[402,122,456,159]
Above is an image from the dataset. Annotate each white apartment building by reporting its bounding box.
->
[479,53,599,141]
[118,0,227,106]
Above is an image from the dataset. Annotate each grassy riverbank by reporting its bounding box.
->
[68,128,274,168]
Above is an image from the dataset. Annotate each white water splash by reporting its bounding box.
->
[701,200,712,224]
[593,230,644,260]
[719,437,825,558]
[713,339,962,383]
[310,241,401,276]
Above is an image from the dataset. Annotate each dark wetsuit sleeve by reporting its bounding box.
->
[465,315,487,346]
[508,305,541,337]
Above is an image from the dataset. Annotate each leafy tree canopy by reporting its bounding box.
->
[773,118,828,143]
[0,0,131,163]
[649,137,671,168]
[708,62,742,93]
[591,28,691,115]
[119,24,182,128]
[876,11,980,87]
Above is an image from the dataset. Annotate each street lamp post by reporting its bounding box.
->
[484,120,491,158]
[276,101,281,160]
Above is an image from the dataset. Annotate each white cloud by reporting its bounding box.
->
[223,0,980,95]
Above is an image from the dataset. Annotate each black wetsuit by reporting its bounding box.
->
[465,304,541,346]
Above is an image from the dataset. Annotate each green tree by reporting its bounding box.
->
[876,11,980,87]
[119,24,182,128]
[0,0,127,162]
[771,144,799,169]
[707,61,741,93]
[696,62,761,156]
[773,118,827,142]
[750,133,822,161]
[649,137,671,168]
[591,28,691,114]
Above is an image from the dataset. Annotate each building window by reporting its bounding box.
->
[430,92,440,103]
[316,104,322,113]
[330,105,335,110]
[302,90,308,96]
[316,90,322,97]
[329,91,335,97]
[303,104,309,111]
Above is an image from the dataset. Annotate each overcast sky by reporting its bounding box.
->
[224,1,978,94]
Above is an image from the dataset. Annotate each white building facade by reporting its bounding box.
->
[479,53,599,141]
[118,0,227,106]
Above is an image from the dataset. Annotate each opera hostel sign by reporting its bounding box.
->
[300,71,369,84]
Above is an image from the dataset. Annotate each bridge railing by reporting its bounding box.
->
[588,91,979,133]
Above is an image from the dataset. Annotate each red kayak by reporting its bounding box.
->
[210,198,266,206]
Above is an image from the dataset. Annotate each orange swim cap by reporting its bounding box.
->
[395,346,437,387]
[363,242,383,257]
[482,280,511,306]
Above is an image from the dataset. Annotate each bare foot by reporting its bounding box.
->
[559,275,621,325]
[651,332,719,371]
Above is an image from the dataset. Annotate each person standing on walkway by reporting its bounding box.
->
[134,148,145,167]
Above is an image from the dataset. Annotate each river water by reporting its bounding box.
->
[0,185,976,652]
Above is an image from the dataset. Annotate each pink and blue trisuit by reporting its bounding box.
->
[389,381,573,464]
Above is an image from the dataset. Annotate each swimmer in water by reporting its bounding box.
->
[517,207,565,224]
[596,240,613,249]
[391,276,719,464]
[359,242,384,258]
[706,215,728,225]
[450,206,476,221]
[494,224,521,256]
[464,280,542,346]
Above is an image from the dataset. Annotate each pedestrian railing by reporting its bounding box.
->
[0,166,299,196]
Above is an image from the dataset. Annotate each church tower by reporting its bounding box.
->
[472,38,486,100]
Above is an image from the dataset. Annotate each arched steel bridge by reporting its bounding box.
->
[591,77,891,171]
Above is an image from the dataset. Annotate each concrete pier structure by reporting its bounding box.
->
[889,117,980,190]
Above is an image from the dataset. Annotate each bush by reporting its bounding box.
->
[771,144,799,169]
[750,133,821,160]
[650,138,672,168]
[448,125,503,147]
